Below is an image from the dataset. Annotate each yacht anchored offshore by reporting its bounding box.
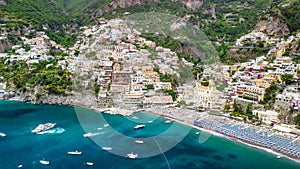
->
[0,132,6,137]
[68,150,82,155]
[31,123,56,133]
[102,147,112,151]
[86,162,94,166]
[127,152,138,159]
[134,124,145,130]
[135,140,144,144]
[39,159,50,165]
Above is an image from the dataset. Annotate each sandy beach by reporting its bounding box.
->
[129,105,300,163]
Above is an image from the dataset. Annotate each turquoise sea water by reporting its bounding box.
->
[0,100,299,169]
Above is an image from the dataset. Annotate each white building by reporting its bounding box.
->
[154,82,172,91]
[253,110,279,125]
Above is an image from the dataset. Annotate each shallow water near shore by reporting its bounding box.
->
[0,100,299,169]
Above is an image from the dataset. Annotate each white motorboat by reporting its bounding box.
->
[40,159,50,165]
[31,123,56,133]
[277,155,282,159]
[135,140,144,144]
[83,132,100,138]
[0,132,6,137]
[132,116,139,120]
[68,150,82,155]
[195,132,200,135]
[127,152,138,159]
[134,124,145,130]
[17,164,23,168]
[86,162,94,166]
[165,120,172,124]
[148,120,153,124]
[102,147,112,151]
[97,127,103,130]
[103,124,109,128]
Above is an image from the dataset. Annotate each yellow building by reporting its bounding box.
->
[196,80,217,108]
[230,65,238,72]
[113,62,121,71]
[256,74,280,89]
[237,85,265,101]
[276,45,286,58]
[142,71,160,83]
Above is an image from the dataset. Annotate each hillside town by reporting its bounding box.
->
[0,18,300,142]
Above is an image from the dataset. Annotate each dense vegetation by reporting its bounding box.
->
[0,58,72,95]
[295,114,300,126]
[260,82,278,109]
[230,102,255,122]
[0,0,112,47]
[277,1,300,33]
[1,0,299,53]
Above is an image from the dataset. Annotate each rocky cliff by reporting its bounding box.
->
[273,101,295,124]
[0,0,6,5]
[21,91,102,109]
[96,0,205,16]
[96,0,160,16]
[175,0,203,10]
[0,39,11,52]
[253,16,290,36]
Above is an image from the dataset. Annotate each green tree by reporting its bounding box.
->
[281,74,294,85]
[294,114,300,126]
[224,104,230,113]
[233,101,243,114]
[201,81,209,86]
[246,103,253,115]
[146,84,154,90]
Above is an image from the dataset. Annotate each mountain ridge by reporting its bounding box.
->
[0,0,299,51]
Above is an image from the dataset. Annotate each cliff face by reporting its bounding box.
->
[254,16,290,37]
[0,0,6,5]
[273,101,294,124]
[21,91,99,108]
[96,0,160,16]
[0,39,12,52]
[0,25,30,52]
[96,0,205,16]
[177,0,203,10]
[202,6,216,19]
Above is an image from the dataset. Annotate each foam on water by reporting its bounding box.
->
[36,127,66,135]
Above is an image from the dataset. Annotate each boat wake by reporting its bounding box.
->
[36,127,66,135]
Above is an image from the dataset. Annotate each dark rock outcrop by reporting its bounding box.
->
[96,0,160,16]
[96,0,205,16]
[176,0,203,10]
[0,39,12,52]
[0,0,6,5]
[273,101,295,124]
[254,16,290,37]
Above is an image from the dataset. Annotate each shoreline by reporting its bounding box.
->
[187,121,300,164]
[137,107,300,164]
[3,99,300,163]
